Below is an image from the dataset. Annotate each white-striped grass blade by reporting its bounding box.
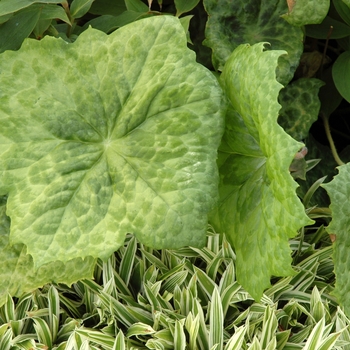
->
[260,306,278,348]
[218,261,236,293]
[32,317,52,348]
[303,318,326,350]
[174,319,186,350]
[126,322,156,337]
[224,325,246,350]
[192,298,209,349]
[0,328,12,350]
[209,286,223,350]
[48,285,60,343]
[185,312,200,350]
[112,330,125,350]
[119,235,137,286]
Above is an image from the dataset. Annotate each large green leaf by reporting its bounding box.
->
[322,163,350,315]
[211,43,313,300]
[0,16,225,269]
[203,0,304,85]
[0,200,95,306]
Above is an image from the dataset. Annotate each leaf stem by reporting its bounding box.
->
[61,1,73,38]
[321,112,345,166]
[320,26,333,76]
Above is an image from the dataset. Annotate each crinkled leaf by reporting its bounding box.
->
[0,16,225,269]
[282,0,329,26]
[203,0,304,85]
[0,201,95,307]
[278,78,325,141]
[323,163,350,316]
[212,43,313,300]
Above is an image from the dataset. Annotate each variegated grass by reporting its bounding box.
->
[0,224,347,350]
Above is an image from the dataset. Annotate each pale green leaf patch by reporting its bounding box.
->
[211,43,313,300]
[0,16,225,269]
[0,201,95,306]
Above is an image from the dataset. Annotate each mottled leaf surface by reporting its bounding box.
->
[282,0,329,26]
[278,78,324,141]
[212,43,312,300]
[0,199,95,306]
[323,163,350,315]
[0,16,225,269]
[203,0,304,85]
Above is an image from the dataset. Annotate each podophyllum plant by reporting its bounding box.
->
[2,0,350,316]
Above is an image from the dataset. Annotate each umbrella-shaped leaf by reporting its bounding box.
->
[0,16,225,269]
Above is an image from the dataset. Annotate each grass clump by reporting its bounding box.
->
[0,226,348,349]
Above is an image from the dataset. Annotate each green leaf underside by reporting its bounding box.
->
[323,163,350,315]
[278,78,325,141]
[0,16,225,269]
[214,43,313,300]
[203,0,304,85]
[0,202,95,306]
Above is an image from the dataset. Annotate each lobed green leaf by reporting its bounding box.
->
[212,42,313,300]
[0,16,225,273]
